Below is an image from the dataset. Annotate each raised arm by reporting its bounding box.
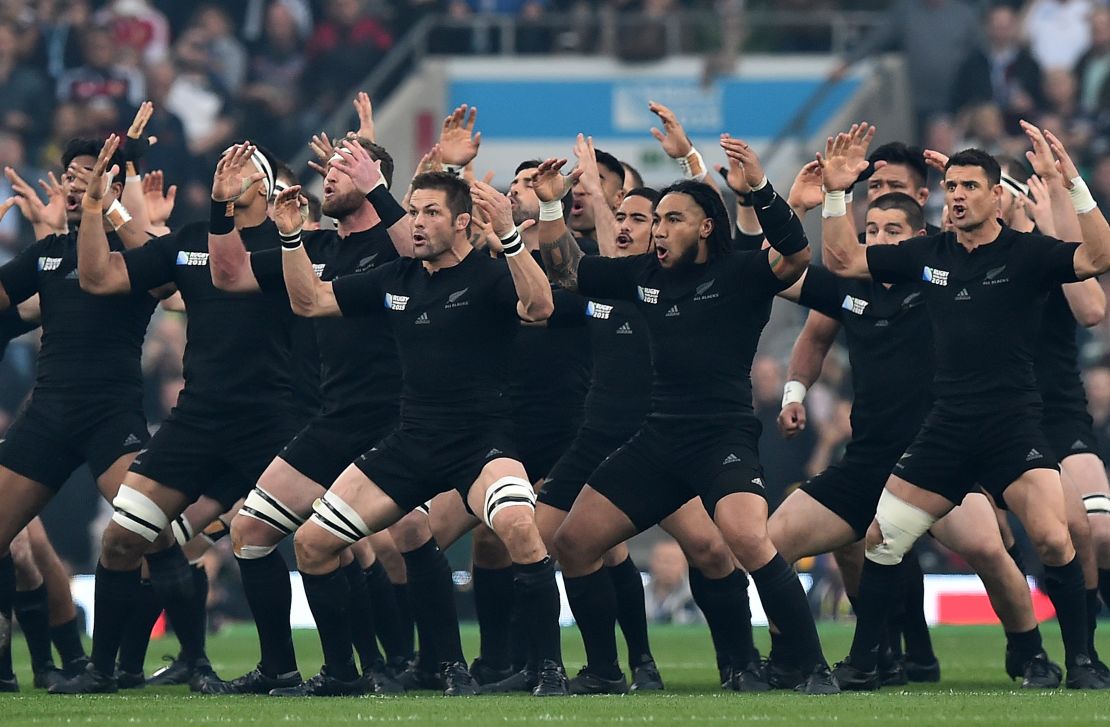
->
[77,135,134,294]
[719,135,811,282]
[5,166,67,240]
[207,143,263,292]
[120,101,156,237]
[573,134,618,255]
[471,180,553,322]
[778,311,841,438]
[275,186,340,317]
[815,128,873,279]
[534,158,585,292]
[332,138,414,259]
[649,101,718,194]
[142,170,176,236]
[1043,126,1110,283]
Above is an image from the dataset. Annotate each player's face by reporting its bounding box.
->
[864,207,923,246]
[997,188,1021,227]
[508,168,539,225]
[867,164,928,206]
[653,192,709,270]
[613,194,654,258]
[61,154,96,222]
[569,162,624,234]
[944,166,1001,232]
[322,159,364,218]
[409,188,463,260]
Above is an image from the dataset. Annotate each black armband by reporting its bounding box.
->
[210,199,235,235]
[751,180,809,256]
[124,135,150,164]
[366,184,406,228]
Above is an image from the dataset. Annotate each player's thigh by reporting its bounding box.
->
[554,484,639,576]
[0,467,55,557]
[430,489,479,549]
[930,492,1008,563]
[768,487,859,564]
[325,463,408,534]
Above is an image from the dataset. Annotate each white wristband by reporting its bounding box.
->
[844,190,854,204]
[1069,176,1098,214]
[678,149,707,182]
[751,176,769,192]
[782,380,807,408]
[126,174,141,184]
[822,190,847,218]
[104,199,132,230]
[539,199,564,222]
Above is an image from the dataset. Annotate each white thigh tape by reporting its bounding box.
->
[310,490,373,544]
[111,484,170,542]
[1083,493,1110,517]
[866,489,936,566]
[240,486,306,536]
[483,476,536,528]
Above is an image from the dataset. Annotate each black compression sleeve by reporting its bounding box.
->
[366,185,406,228]
[733,229,765,251]
[751,181,808,256]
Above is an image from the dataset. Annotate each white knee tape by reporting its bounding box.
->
[1084,493,1110,517]
[237,543,277,560]
[866,489,937,566]
[483,476,536,528]
[310,490,373,544]
[240,486,306,536]
[171,515,195,546]
[111,484,170,543]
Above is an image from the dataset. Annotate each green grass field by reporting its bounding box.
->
[2,622,1107,725]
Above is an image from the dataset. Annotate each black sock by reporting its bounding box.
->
[847,559,904,672]
[1041,555,1089,668]
[90,563,141,675]
[513,558,562,667]
[145,545,206,663]
[608,557,653,669]
[509,598,530,672]
[563,568,621,679]
[300,569,359,682]
[192,564,209,636]
[690,569,756,671]
[392,582,415,659]
[236,551,298,676]
[1099,570,1110,624]
[402,539,464,666]
[14,585,55,672]
[750,554,825,673]
[364,561,413,663]
[899,555,934,663]
[1006,626,1045,666]
[1008,544,1027,575]
[50,617,88,668]
[1087,588,1102,662]
[689,567,732,672]
[0,556,14,679]
[472,565,514,671]
[343,561,383,673]
[117,579,162,674]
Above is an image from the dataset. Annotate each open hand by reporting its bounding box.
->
[439,104,481,167]
[532,158,581,203]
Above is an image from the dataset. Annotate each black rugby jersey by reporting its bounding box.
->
[123,219,296,411]
[252,227,400,420]
[0,229,156,396]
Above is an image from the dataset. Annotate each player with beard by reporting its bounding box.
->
[767,180,1061,690]
[52,140,300,694]
[537,136,838,693]
[818,122,1110,689]
[0,136,159,692]
[276,170,568,697]
[202,136,416,695]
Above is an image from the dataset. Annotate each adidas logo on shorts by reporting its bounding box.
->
[1072,439,1087,450]
[123,433,141,447]
[486,448,503,458]
[751,477,764,488]
[1026,448,1043,462]
[722,453,742,465]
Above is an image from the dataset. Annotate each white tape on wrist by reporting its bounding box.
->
[1069,176,1098,214]
[782,380,807,408]
[678,149,707,181]
[104,199,132,230]
[539,199,564,222]
[822,190,847,218]
[751,176,769,192]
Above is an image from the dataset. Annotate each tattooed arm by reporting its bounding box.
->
[533,158,586,292]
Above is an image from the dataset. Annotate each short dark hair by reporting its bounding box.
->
[411,171,472,219]
[994,154,1030,184]
[868,142,929,189]
[341,135,394,189]
[515,159,542,175]
[658,180,732,259]
[594,148,625,185]
[62,138,125,187]
[622,161,644,189]
[869,192,925,232]
[945,148,1001,187]
[624,186,660,207]
[274,160,298,187]
[303,191,322,223]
